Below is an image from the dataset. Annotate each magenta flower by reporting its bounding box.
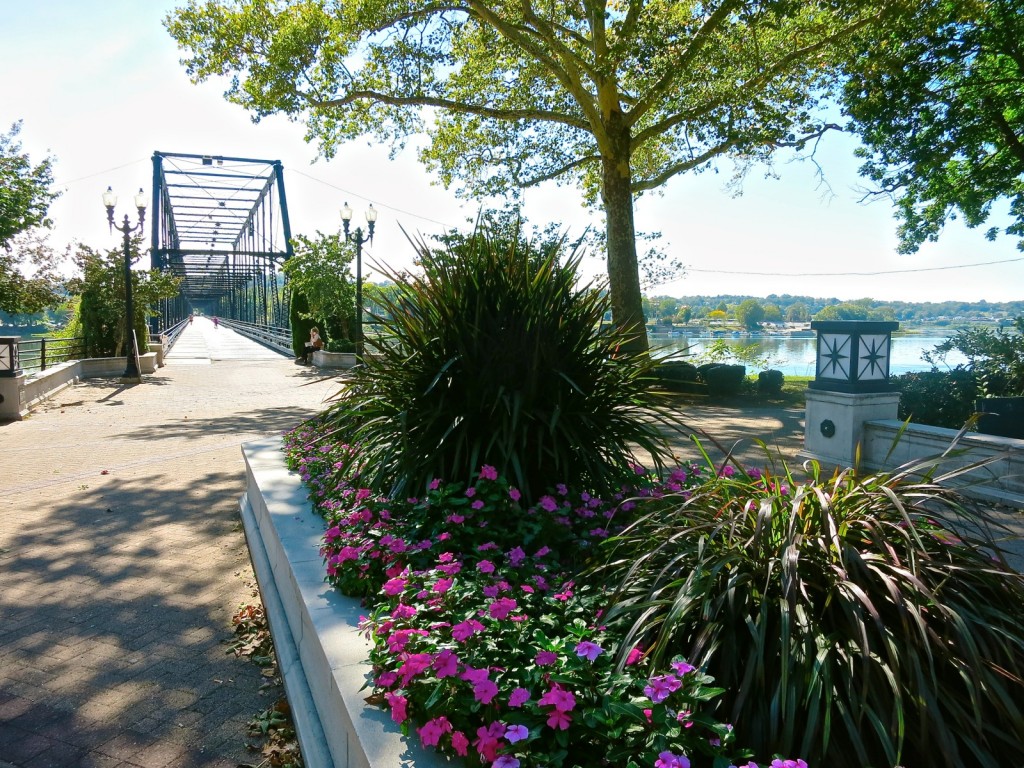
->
[417,716,453,747]
[644,673,682,704]
[508,687,531,707]
[477,559,496,574]
[382,577,407,596]
[535,650,558,666]
[451,730,469,757]
[545,709,572,730]
[474,722,506,762]
[626,647,643,665]
[465,486,477,498]
[539,495,559,512]
[508,487,521,502]
[471,499,485,510]
[429,477,441,490]
[575,641,604,662]
[451,619,484,642]
[479,464,498,481]
[398,653,433,686]
[507,546,526,566]
[771,761,807,768]
[488,597,518,619]
[493,757,521,768]
[538,684,576,712]
[384,691,408,724]
[504,723,529,743]
[432,648,459,678]
[390,603,416,619]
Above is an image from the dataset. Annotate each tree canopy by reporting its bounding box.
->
[843,0,1024,252]
[0,121,61,313]
[167,0,891,351]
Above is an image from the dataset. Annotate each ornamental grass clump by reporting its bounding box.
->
[595,459,1024,768]
[321,223,674,506]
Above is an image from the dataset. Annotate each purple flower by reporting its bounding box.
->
[493,757,521,768]
[508,487,521,502]
[477,559,496,574]
[451,619,484,642]
[479,464,498,481]
[671,659,695,676]
[575,641,604,662]
[538,495,559,512]
[655,752,690,768]
[644,673,682,704]
[504,724,529,743]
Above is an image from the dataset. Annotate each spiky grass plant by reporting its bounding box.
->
[322,224,675,504]
[595,457,1024,767]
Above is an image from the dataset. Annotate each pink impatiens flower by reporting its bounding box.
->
[451,730,469,756]
[432,648,460,678]
[384,691,408,724]
[538,495,559,512]
[477,559,496,574]
[538,683,576,712]
[382,577,407,596]
[451,619,484,642]
[535,650,558,666]
[417,716,453,747]
[488,597,518,619]
[479,464,498,481]
[671,659,696,676]
[508,687,531,707]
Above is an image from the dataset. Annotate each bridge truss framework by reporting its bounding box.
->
[150,151,293,329]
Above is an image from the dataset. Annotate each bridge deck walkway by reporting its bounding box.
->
[0,326,340,767]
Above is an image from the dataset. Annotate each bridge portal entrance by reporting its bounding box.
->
[150,152,293,331]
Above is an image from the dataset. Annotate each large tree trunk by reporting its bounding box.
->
[600,131,649,354]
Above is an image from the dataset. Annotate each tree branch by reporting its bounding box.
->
[631,139,742,192]
[517,154,600,186]
[312,89,589,130]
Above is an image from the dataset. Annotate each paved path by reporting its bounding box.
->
[0,319,341,767]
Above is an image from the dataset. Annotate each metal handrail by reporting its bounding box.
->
[17,337,86,373]
[216,318,293,356]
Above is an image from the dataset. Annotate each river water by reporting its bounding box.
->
[649,332,968,377]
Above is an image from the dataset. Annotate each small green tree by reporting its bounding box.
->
[735,298,766,330]
[1,121,62,314]
[62,243,180,357]
[288,288,317,358]
[281,231,357,348]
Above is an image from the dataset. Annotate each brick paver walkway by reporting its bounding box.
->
[0,319,340,767]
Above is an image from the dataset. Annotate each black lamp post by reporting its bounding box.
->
[340,202,377,356]
[103,186,147,379]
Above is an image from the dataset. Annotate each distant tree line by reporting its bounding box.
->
[641,294,1024,327]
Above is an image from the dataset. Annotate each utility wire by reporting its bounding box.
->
[288,167,455,229]
[684,256,1024,278]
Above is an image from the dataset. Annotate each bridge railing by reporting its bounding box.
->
[17,337,86,373]
[157,317,192,349]
[217,318,293,356]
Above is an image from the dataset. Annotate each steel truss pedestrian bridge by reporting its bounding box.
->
[149,151,294,351]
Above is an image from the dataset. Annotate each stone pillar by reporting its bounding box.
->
[0,372,28,421]
[801,321,901,468]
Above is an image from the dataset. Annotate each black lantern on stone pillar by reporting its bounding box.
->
[0,337,21,378]
[103,186,147,379]
[809,321,899,393]
[341,202,377,357]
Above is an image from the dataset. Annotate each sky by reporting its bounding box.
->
[3,0,1023,305]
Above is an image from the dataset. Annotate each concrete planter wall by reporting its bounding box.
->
[240,438,449,768]
[312,350,359,369]
[0,354,161,421]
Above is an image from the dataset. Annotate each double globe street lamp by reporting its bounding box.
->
[102,186,147,380]
[340,202,377,357]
